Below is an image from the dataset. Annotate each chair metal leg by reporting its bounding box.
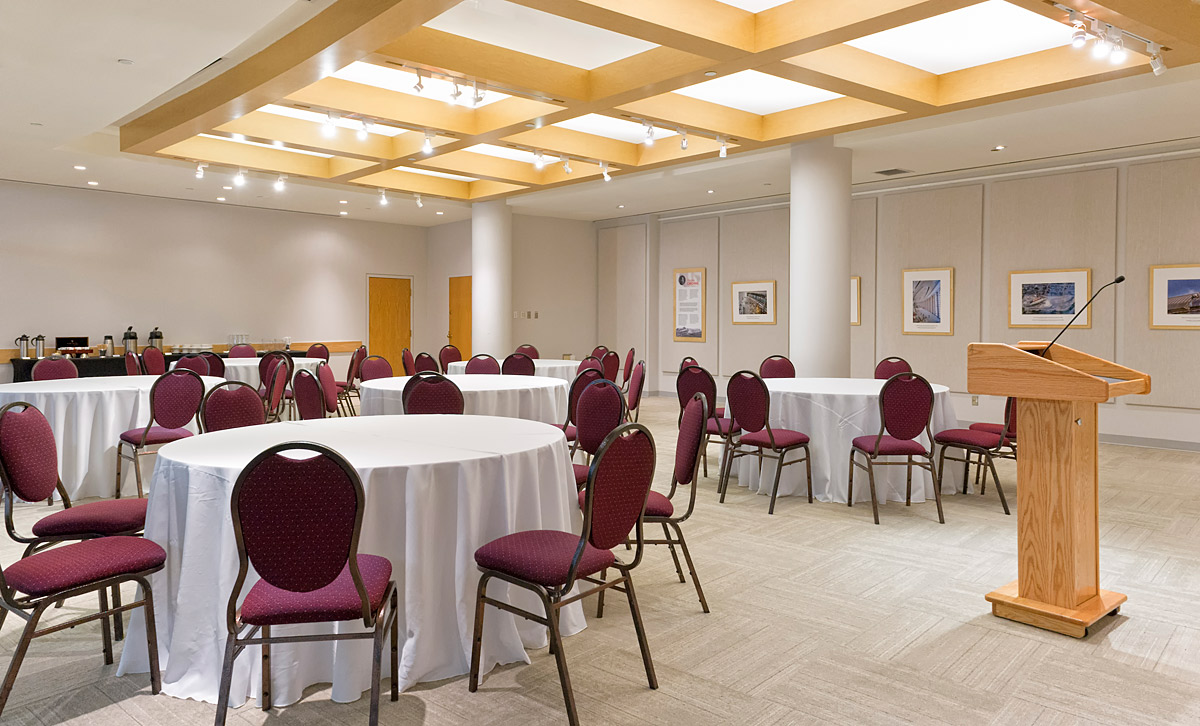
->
[141,581,162,695]
[987,454,1010,515]
[468,575,488,692]
[261,624,271,711]
[595,571,606,619]
[847,451,856,507]
[115,443,124,499]
[718,441,737,504]
[0,604,46,718]
[543,593,579,726]
[369,617,384,726]
[622,573,657,690]
[905,456,913,505]
[977,451,987,494]
[961,449,971,494]
[929,455,945,524]
[214,632,237,726]
[132,448,145,499]
[111,584,124,641]
[390,589,399,701]
[768,450,784,515]
[804,446,813,503]
[98,588,114,665]
[866,459,880,525]
[663,522,684,583]
[701,434,709,478]
[670,522,709,613]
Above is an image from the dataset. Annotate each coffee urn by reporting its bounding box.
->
[102,334,115,357]
[14,335,30,359]
[33,335,46,359]
[147,327,163,349]
[122,327,138,354]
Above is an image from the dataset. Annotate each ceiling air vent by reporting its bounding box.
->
[875,168,914,177]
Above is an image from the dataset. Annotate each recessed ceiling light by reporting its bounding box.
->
[707,189,714,194]
[340,211,348,216]
[73,165,86,171]
[617,204,625,209]
[117,58,134,65]
[222,185,233,190]
[87,181,99,186]
[436,211,444,215]
[29,122,43,127]
[339,200,348,204]
[991,145,1007,151]
[217,197,226,201]
[704,71,718,77]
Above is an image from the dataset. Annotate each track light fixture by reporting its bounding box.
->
[233,168,246,187]
[601,161,611,182]
[643,121,655,146]
[718,137,728,158]
[1059,5,1168,76]
[1090,20,1113,59]
[471,81,485,107]
[533,151,546,171]
[422,129,434,155]
[273,174,286,192]
[450,83,463,105]
[1069,11,1087,48]
[379,189,389,206]
[1149,42,1167,75]
[562,157,572,174]
[1109,31,1128,63]
[194,162,206,179]
[358,118,372,140]
[415,193,424,209]
[413,69,425,94]
[323,112,339,138]
[679,130,688,151]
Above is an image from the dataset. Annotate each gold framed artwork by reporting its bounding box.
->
[1008,268,1092,329]
[731,280,776,325]
[673,267,706,342]
[1150,264,1200,329]
[850,276,861,326]
[902,267,954,335]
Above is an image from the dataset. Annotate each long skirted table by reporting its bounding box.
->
[117,415,584,708]
[445,358,580,382]
[731,377,959,504]
[360,375,567,424]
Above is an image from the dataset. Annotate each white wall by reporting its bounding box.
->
[0,180,430,382]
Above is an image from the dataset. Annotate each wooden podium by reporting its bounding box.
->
[967,341,1150,637]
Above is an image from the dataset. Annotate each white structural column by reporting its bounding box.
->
[471,200,513,355]
[789,138,852,376]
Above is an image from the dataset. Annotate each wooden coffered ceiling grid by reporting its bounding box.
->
[119,0,1200,202]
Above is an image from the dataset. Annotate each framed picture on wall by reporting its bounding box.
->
[1150,264,1200,329]
[1008,269,1091,328]
[731,280,776,325]
[673,267,706,342]
[850,276,861,326]
[902,267,954,335]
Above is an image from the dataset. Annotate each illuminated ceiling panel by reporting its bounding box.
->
[673,70,843,115]
[711,0,794,11]
[258,104,408,135]
[198,133,334,158]
[465,144,560,164]
[553,114,677,143]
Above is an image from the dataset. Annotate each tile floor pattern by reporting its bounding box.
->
[1,396,1199,725]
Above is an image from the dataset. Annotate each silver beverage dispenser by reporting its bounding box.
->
[14,335,30,359]
[33,335,45,359]
[122,327,138,354]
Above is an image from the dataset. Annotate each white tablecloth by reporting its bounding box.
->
[732,378,959,504]
[447,358,579,382]
[116,415,582,708]
[173,356,324,387]
[0,375,223,500]
[361,375,567,424]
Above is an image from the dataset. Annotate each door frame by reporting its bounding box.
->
[364,273,414,354]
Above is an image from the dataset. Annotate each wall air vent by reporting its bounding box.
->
[875,168,914,176]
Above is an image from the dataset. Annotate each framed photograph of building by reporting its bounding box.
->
[673,267,706,342]
[850,276,861,326]
[1008,268,1092,328]
[1150,264,1200,329]
[731,280,776,325]
[902,267,953,335]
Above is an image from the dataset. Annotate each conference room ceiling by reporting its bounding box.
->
[117,0,1200,207]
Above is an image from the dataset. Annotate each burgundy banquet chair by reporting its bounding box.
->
[175,354,209,376]
[336,345,367,415]
[359,355,393,382]
[465,354,500,374]
[620,348,636,391]
[934,397,1015,515]
[256,351,289,398]
[213,442,398,726]
[292,369,326,420]
[402,373,465,414]
[718,371,812,514]
[438,344,462,373]
[201,382,266,433]
[227,344,257,358]
[558,369,605,444]
[413,352,439,373]
[470,424,658,726]
[589,345,609,360]
[676,364,736,478]
[625,360,646,422]
[263,358,291,423]
[874,356,912,380]
[115,369,205,499]
[306,343,330,361]
[141,346,167,376]
[199,351,225,378]
[576,356,602,375]
[569,379,627,486]
[600,350,620,382]
[515,344,539,359]
[30,356,78,381]
[401,348,416,376]
[758,354,795,379]
[678,356,698,373]
[848,372,942,525]
[501,353,535,376]
[124,350,142,376]
[317,362,344,417]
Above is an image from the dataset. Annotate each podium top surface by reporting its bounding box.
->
[967,342,1150,402]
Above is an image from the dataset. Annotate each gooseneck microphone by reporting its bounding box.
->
[1039,275,1124,358]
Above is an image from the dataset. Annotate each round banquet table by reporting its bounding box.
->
[732,377,960,504]
[0,375,223,500]
[172,356,324,387]
[360,374,567,424]
[117,415,584,708]
[446,358,580,382]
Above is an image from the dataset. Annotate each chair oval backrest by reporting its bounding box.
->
[759,355,795,379]
[413,352,439,373]
[150,369,205,430]
[402,348,416,376]
[465,354,500,374]
[141,346,167,376]
[576,380,627,456]
[306,343,330,361]
[600,351,620,382]
[502,353,535,376]
[346,346,367,384]
[726,370,769,433]
[621,348,636,385]
[676,365,717,419]
[515,344,539,359]
[266,360,290,416]
[0,403,60,502]
[403,373,465,415]
[317,363,339,413]
[590,346,609,360]
[232,442,363,594]
[228,344,257,358]
[359,355,393,381]
[124,350,142,376]
[438,344,462,373]
[566,369,605,425]
[31,357,79,381]
[880,372,935,442]
[175,355,209,376]
[576,356,602,375]
[874,356,912,380]
[200,352,225,377]
[675,394,708,488]
[679,356,698,373]
[201,382,266,433]
[582,424,656,552]
[259,351,285,385]
[626,361,646,413]
[293,369,325,420]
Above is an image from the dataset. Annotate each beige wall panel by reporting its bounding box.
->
[512,215,598,360]
[876,185,984,392]
[598,227,619,347]
[850,197,877,378]
[986,169,1117,363]
[659,217,720,374]
[717,208,789,376]
[426,219,472,356]
[1125,158,1200,410]
[597,224,648,364]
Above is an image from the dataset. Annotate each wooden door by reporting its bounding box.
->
[368,276,411,370]
[448,275,472,358]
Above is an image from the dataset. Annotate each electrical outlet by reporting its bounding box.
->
[533,311,539,319]
[971,396,979,406]
[512,311,519,319]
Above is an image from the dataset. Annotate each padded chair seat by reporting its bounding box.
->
[577,489,673,518]
[969,422,1013,439]
[119,426,193,446]
[714,406,724,418]
[573,463,589,486]
[739,428,809,449]
[3,536,165,598]
[475,530,614,588]
[556,424,577,441]
[240,554,392,626]
[31,498,148,537]
[707,417,740,436]
[935,428,1002,449]
[852,435,928,456]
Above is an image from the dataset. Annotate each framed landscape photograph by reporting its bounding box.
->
[731,280,776,325]
[1009,268,1091,328]
[902,268,953,335]
[673,267,706,342]
[850,276,861,326]
[1150,264,1200,329]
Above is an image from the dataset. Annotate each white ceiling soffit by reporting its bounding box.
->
[710,0,794,11]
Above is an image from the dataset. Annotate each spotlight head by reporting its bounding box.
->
[413,70,424,94]
[322,112,339,137]
[233,168,246,187]
[449,83,463,105]
[357,119,372,141]
[601,162,611,182]
[718,137,728,158]
[273,174,286,192]
[1151,53,1166,76]
[379,189,389,206]
[533,151,545,171]
[1091,24,1112,59]
[195,162,206,179]
[422,130,434,155]
[562,158,572,174]
[643,122,655,146]
[680,130,688,151]
[1109,33,1127,63]
[415,194,424,209]
[1071,26,1088,49]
